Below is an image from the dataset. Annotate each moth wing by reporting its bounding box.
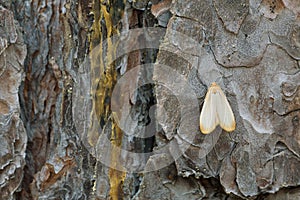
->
[199,89,219,134]
[215,89,236,132]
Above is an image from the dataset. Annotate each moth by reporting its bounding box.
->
[199,82,236,134]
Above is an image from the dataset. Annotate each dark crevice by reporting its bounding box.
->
[273,107,300,117]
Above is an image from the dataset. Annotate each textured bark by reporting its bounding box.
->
[0,5,27,200]
[12,0,91,199]
[0,0,299,200]
[153,0,300,199]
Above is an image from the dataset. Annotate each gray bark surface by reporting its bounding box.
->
[151,0,300,198]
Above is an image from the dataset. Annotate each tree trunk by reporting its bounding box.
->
[0,0,299,199]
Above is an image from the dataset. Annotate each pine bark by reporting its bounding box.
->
[0,0,299,199]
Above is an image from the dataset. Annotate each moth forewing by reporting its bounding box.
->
[215,88,236,132]
[199,84,219,134]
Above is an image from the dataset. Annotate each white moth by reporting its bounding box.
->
[199,82,236,134]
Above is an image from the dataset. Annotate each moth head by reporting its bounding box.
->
[211,82,218,87]
[210,82,220,94]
